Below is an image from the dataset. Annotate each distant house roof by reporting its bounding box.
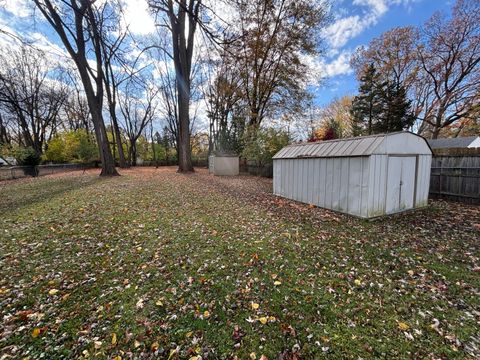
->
[273,131,431,159]
[427,136,480,149]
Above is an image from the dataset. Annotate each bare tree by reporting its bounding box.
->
[0,111,12,145]
[205,51,243,154]
[33,0,119,175]
[152,44,180,155]
[416,0,480,138]
[149,31,203,159]
[148,0,202,172]
[63,91,91,133]
[351,27,420,92]
[0,45,69,154]
[229,0,329,129]
[119,77,159,166]
[100,16,131,169]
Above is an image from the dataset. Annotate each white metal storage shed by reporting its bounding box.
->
[209,154,239,176]
[273,132,432,218]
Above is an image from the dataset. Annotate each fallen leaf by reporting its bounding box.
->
[167,349,177,359]
[232,325,245,342]
[151,341,159,351]
[251,302,259,310]
[48,289,59,295]
[398,322,410,331]
[31,328,41,338]
[259,317,268,325]
[111,333,117,345]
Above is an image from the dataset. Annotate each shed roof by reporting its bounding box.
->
[427,136,480,149]
[273,132,431,159]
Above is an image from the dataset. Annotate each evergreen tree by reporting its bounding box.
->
[351,64,416,136]
[376,81,416,133]
[350,64,384,135]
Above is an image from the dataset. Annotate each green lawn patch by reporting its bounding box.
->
[1,168,479,359]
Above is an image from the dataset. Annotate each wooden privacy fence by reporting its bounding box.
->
[429,148,480,204]
[239,159,273,178]
[140,157,208,167]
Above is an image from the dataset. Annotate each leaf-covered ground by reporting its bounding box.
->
[0,167,479,359]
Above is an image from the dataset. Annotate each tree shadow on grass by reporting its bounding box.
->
[0,174,105,214]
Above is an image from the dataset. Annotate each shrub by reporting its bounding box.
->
[13,146,41,166]
[44,135,66,163]
[44,130,98,164]
[242,127,290,165]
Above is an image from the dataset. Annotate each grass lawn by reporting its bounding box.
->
[0,167,479,359]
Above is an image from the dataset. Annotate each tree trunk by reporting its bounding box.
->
[90,100,118,176]
[129,139,137,166]
[177,77,193,172]
[431,127,440,139]
[431,106,446,139]
[77,65,118,175]
[110,107,127,168]
[151,137,158,168]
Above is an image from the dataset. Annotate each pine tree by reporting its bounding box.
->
[350,64,383,136]
[376,81,416,133]
[351,64,416,136]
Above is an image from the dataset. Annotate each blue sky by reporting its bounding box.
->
[315,0,452,106]
[0,0,453,109]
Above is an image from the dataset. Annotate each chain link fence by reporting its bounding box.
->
[0,163,92,181]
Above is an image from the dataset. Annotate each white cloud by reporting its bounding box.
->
[121,0,156,35]
[301,49,354,85]
[323,15,371,49]
[323,1,386,49]
[27,32,70,60]
[353,0,388,15]
[323,0,419,50]
[1,0,31,17]
[322,51,354,78]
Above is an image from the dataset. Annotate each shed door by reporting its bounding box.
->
[386,156,416,214]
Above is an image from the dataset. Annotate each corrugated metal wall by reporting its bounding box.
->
[415,155,432,207]
[274,157,371,217]
[366,155,388,216]
[273,154,431,218]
